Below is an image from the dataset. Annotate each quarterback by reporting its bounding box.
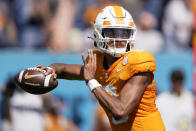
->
[37,6,165,131]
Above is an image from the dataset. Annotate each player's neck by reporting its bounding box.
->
[105,54,118,66]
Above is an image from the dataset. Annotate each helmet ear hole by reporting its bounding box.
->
[102,42,108,49]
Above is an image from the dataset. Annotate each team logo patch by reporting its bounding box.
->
[122,57,128,65]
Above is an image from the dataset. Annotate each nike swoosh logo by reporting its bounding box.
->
[24,72,42,79]
[116,68,123,72]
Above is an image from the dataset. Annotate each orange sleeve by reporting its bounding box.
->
[119,51,156,80]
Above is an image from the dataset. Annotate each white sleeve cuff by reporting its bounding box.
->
[87,79,102,92]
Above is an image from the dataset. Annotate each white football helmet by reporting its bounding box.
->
[92,6,136,57]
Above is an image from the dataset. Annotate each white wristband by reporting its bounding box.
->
[87,79,102,92]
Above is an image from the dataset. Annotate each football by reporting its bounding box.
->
[14,67,58,95]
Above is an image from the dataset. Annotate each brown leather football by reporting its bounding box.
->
[14,67,58,94]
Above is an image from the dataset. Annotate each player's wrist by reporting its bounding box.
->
[87,79,102,92]
[47,66,56,74]
[48,64,57,71]
[47,66,53,70]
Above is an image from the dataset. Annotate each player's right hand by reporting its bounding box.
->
[35,65,57,79]
[82,49,97,82]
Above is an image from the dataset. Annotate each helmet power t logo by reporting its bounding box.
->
[113,6,125,24]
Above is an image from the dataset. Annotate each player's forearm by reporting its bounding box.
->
[49,63,84,80]
[93,87,136,120]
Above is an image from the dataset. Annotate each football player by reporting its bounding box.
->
[37,6,165,131]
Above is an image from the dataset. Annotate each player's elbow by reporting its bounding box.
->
[112,99,138,119]
[112,106,129,120]
[113,112,126,120]
[112,110,128,120]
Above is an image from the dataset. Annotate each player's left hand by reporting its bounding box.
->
[82,49,97,82]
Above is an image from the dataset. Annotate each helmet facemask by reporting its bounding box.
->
[93,25,136,57]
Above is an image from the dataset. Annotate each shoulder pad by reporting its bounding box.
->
[126,50,155,65]
[119,50,156,80]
